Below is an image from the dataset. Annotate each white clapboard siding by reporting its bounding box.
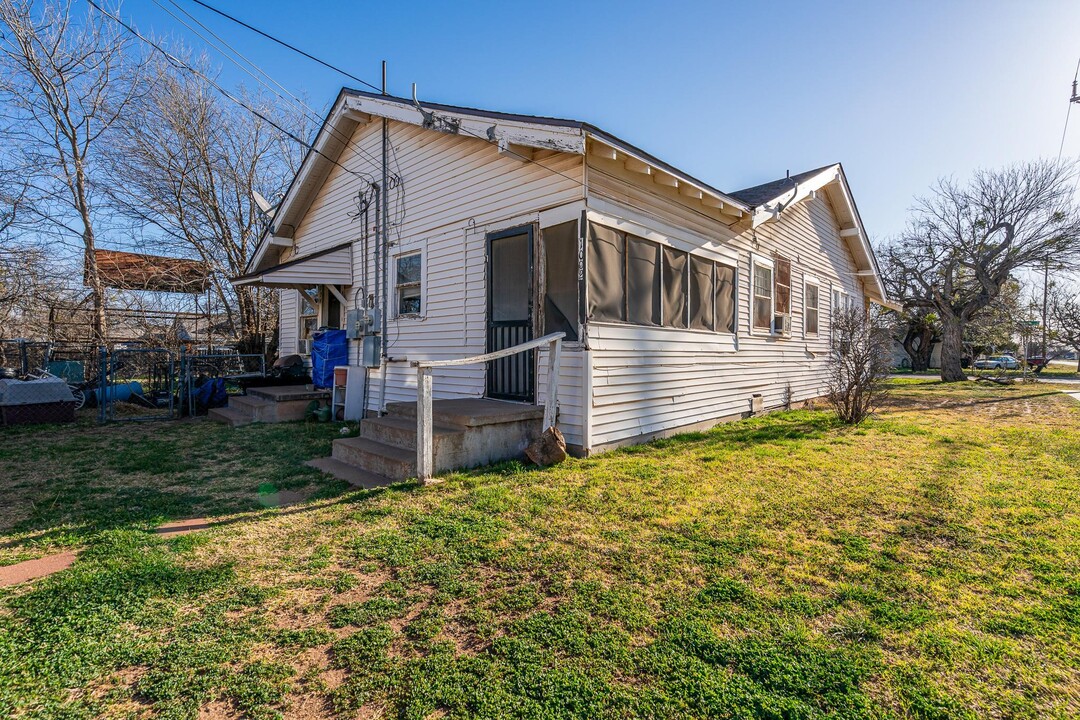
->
[278,290,298,355]
[282,118,587,445]
[584,164,866,450]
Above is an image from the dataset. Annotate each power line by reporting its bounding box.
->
[186,0,382,94]
[179,0,587,191]
[1058,56,1080,160]
[85,0,375,190]
[153,0,382,182]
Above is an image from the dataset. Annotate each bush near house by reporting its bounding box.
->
[1,380,1078,719]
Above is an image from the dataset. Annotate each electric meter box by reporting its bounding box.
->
[362,335,381,368]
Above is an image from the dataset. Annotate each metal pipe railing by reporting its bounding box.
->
[410,331,565,483]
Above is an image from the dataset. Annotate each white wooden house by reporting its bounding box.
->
[234,89,890,474]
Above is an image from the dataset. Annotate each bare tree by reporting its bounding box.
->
[0,0,144,343]
[965,276,1024,358]
[1051,288,1080,372]
[881,161,1080,381]
[105,53,303,352]
[827,305,892,424]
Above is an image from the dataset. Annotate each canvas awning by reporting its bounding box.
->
[232,242,352,288]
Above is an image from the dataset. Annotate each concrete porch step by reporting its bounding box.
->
[332,437,416,481]
[305,457,398,489]
[248,386,330,403]
[207,406,251,427]
[385,398,545,427]
[360,415,464,450]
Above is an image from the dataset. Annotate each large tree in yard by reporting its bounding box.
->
[881,160,1080,381]
[0,0,143,343]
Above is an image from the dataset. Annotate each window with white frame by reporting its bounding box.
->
[395,252,422,316]
[805,279,820,335]
[752,258,774,331]
[298,287,319,353]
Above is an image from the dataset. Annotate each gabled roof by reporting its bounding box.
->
[246,91,892,307]
[729,165,837,207]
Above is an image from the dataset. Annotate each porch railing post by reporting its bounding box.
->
[544,336,562,429]
[416,365,434,483]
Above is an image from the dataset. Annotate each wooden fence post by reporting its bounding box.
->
[544,336,561,429]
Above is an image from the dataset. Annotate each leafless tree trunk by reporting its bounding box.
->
[0,0,143,343]
[881,160,1080,382]
[104,52,303,351]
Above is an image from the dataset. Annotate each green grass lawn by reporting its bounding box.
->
[1,381,1078,719]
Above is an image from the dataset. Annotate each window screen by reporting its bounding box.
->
[662,247,687,329]
[689,255,714,331]
[490,233,530,322]
[805,283,819,335]
[715,264,736,334]
[627,235,660,326]
[587,222,625,322]
[542,220,580,341]
[753,264,773,330]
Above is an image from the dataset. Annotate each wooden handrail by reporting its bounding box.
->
[414,332,564,483]
[411,332,566,369]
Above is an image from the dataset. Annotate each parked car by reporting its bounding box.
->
[974,355,1019,370]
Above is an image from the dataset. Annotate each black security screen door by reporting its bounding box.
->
[487,226,534,402]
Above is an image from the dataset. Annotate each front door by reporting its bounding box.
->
[486,226,534,401]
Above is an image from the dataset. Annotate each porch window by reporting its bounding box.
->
[587,223,626,322]
[752,260,774,331]
[715,263,736,334]
[661,246,687,329]
[805,280,820,335]
[542,220,580,341]
[627,235,661,326]
[688,255,714,331]
[395,252,422,316]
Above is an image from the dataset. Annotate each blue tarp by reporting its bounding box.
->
[311,329,348,389]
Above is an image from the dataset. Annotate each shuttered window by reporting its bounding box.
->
[627,235,661,326]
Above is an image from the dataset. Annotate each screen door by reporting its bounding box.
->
[486,226,534,401]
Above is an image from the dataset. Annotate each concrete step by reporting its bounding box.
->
[386,398,544,427]
[305,457,398,489]
[360,415,464,451]
[249,385,330,403]
[208,406,251,427]
[229,395,276,422]
[332,436,416,481]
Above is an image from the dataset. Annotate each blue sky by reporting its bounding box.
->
[127,0,1080,242]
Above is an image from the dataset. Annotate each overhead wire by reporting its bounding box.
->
[154,0,382,184]
[187,0,382,94]
[176,0,588,193]
[84,0,376,189]
[1058,56,1080,160]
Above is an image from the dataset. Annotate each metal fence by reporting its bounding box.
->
[2,341,270,424]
